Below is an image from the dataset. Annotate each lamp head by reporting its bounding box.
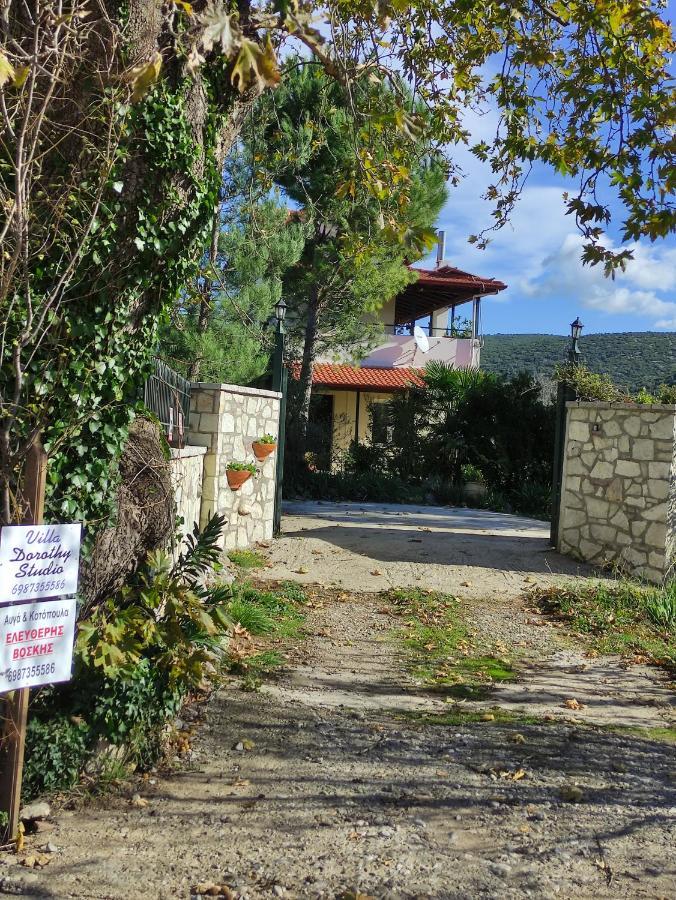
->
[570,316,583,340]
[275,298,287,322]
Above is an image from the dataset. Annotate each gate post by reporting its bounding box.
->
[550,383,572,547]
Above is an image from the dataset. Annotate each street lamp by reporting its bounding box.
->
[272,298,288,536]
[551,316,583,548]
[569,316,583,364]
[274,297,287,326]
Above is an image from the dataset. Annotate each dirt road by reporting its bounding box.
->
[10,585,675,900]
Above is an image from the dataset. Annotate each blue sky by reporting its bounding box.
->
[417,19,676,337]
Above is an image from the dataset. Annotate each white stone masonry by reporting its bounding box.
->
[558,402,676,583]
[187,383,282,550]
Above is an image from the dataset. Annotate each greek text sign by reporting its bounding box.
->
[0,598,76,692]
[0,524,81,601]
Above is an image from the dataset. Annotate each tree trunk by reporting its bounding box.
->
[294,288,321,462]
[187,212,221,382]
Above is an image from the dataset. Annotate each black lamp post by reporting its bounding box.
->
[272,298,288,536]
[551,315,583,547]
[569,316,583,364]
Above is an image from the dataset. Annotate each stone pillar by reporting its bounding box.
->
[187,383,282,550]
[558,402,676,583]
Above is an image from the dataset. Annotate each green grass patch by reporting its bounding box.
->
[225,582,307,689]
[231,650,287,692]
[397,705,544,727]
[531,579,675,671]
[228,549,267,569]
[387,588,517,699]
[601,724,676,745]
[227,582,306,638]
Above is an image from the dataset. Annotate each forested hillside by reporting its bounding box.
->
[481,332,676,393]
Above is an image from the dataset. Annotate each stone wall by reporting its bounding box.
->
[169,445,206,546]
[187,383,281,549]
[558,401,676,583]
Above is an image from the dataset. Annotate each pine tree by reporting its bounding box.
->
[250,64,448,458]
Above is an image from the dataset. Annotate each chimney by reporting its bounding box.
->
[436,230,446,268]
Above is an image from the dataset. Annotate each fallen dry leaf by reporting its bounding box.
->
[563,698,586,710]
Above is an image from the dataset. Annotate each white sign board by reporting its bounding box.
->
[0,524,81,602]
[0,598,76,691]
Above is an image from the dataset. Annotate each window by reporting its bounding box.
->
[369,401,392,445]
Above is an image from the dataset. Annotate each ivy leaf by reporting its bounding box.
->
[200,3,240,56]
[0,50,15,88]
[231,37,280,93]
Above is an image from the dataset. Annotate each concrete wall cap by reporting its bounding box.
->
[565,401,676,413]
[191,382,282,400]
[170,445,208,459]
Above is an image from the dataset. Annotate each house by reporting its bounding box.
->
[304,239,507,468]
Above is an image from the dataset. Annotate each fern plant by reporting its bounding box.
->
[76,514,234,687]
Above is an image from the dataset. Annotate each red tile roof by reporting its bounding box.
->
[411,264,506,294]
[297,363,424,391]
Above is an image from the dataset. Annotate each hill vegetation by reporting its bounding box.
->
[481,332,676,393]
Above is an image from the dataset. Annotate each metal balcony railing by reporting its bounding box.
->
[143,358,191,448]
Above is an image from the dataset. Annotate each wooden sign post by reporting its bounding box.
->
[0,438,47,843]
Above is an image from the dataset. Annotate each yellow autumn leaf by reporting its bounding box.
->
[124,51,163,103]
[172,0,193,13]
[13,66,29,88]
[230,37,280,93]
[0,50,15,88]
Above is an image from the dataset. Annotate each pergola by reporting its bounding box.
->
[394,264,507,328]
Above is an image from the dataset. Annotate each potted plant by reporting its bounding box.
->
[461,463,487,503]
[226,461,258,491]
[252,433,277,461]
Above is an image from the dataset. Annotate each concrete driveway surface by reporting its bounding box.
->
[259,500,593,598]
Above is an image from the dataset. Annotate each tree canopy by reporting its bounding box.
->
[1,0,674,525]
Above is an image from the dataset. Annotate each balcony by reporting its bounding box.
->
[361,332,480,369]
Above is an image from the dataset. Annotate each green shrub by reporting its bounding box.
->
[460,463,485,483]
[286,467,426,504]
[22,516,232,802]
[645,583,676,631]
[555,363,625,402]
[76,514,232,687]
[23,712,90,800]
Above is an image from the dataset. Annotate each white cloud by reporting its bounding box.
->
[424,166,676,330]
[528,233,676,325]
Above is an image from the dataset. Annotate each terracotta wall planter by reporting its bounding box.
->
[252,441,277,461]
[226,469,252,491]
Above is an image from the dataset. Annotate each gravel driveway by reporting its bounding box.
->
[22,591,675,900]
[260,501,593,598]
